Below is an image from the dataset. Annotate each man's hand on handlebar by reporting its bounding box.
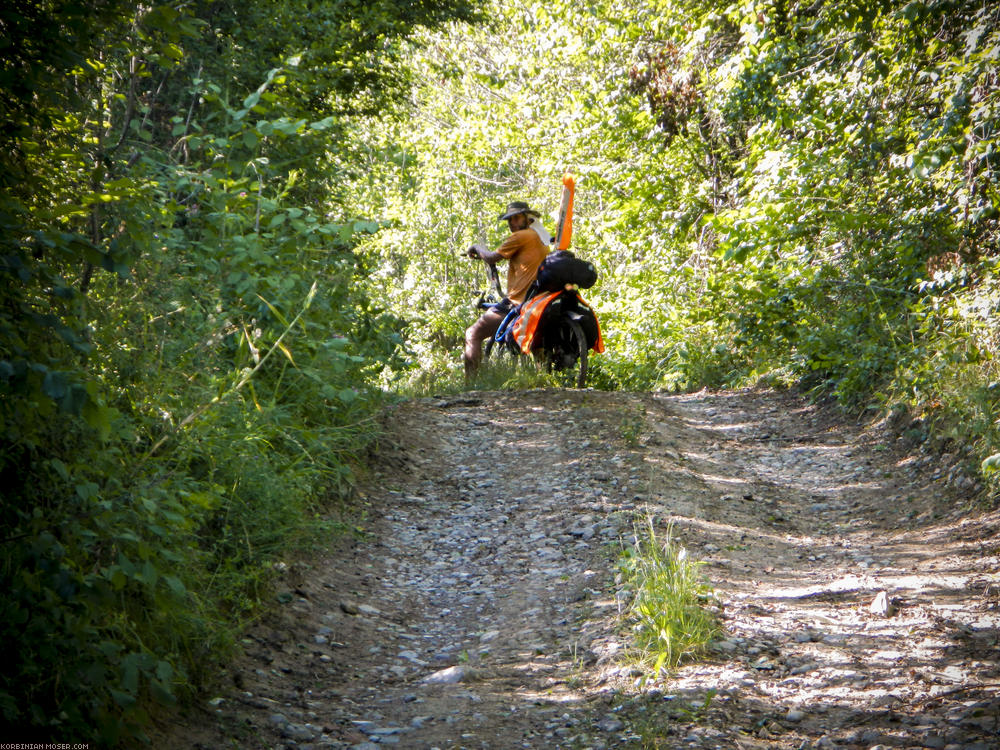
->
[467,243,486,259]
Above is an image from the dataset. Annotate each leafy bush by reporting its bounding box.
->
[0,0,473,742]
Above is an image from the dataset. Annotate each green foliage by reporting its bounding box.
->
[338,0,1000,501]
[1,0,477,742]
[619,520,719,676]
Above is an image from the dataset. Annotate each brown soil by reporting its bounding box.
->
[156,388,1000,749]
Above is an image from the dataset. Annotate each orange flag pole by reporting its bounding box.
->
[554,172,575,250]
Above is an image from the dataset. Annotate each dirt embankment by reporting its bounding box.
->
[159,388,1000,749]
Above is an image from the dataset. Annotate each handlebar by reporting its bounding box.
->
[469,250,504,309]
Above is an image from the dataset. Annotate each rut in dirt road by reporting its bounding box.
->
[161,388,1000,750]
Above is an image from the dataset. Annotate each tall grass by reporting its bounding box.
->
[619,519,719,676]
[394,347,579,396]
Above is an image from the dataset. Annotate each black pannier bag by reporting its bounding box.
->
[507,291,602,353]
[544,294,601,351]
[535,250,598,292]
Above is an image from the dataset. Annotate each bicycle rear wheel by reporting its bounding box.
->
[545,318,588,388]
[568,320,588,387]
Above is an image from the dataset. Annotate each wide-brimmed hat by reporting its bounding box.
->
[498,201,541,221]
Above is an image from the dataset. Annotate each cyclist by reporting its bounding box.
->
[464,201,549,379]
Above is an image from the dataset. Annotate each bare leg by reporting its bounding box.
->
[464,310,504,380]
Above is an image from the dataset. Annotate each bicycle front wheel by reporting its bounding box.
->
[485,334,517,366]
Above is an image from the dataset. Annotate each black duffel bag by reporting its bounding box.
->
[534,250,598,292]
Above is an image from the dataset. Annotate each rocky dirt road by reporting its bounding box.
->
[163,388,1000,749]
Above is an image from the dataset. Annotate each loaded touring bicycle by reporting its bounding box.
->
[475,174,603,388]
[477,257,603,387]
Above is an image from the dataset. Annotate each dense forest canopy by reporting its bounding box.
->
[1,0,997,741]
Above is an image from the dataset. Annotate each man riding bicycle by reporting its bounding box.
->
[463,200,549,379]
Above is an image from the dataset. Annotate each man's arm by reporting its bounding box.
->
[467,242,504,264]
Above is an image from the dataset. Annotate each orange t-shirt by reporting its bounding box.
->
[496,228,548,304]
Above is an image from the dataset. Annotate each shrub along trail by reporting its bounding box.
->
[160,388,1000,749]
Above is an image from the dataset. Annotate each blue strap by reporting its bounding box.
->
[494,305,520,343]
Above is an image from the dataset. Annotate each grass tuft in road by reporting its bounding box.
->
[619,518,720,677]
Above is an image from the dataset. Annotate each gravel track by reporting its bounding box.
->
[159,388,1000,749]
